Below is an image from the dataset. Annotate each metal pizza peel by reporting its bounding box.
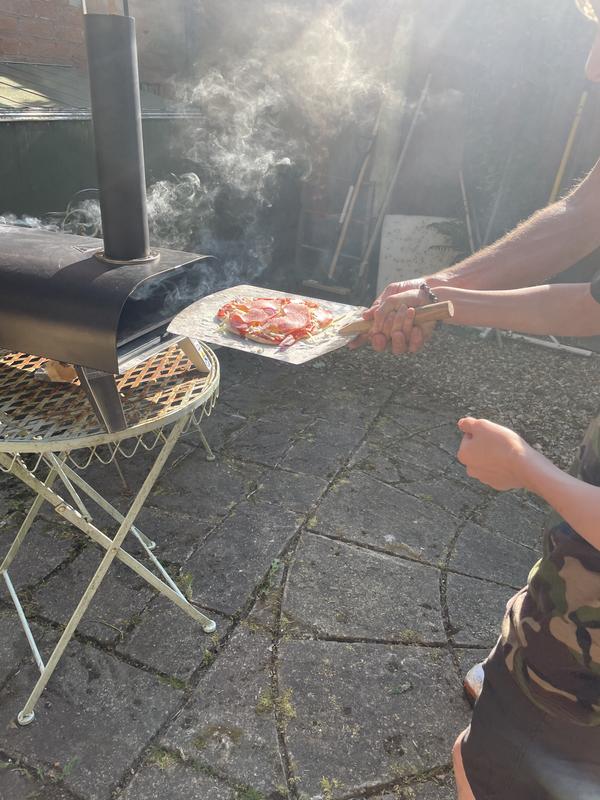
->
[168,284,453,366]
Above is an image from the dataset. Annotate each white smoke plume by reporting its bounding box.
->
[2,0,401,293]
[149,0,397,279]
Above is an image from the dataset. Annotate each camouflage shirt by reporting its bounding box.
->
[502,412,600,726]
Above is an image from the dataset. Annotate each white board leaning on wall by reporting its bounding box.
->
[377,215,462,296]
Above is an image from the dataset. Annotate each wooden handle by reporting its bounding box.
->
[339,301,454,336]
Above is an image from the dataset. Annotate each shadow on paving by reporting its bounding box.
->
[0,346,549,800]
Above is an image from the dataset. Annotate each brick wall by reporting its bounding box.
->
[0,0,197,85]
[0,0,86,67]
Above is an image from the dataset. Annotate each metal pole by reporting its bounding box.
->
[358,74,432,279]
[84,13,150,261]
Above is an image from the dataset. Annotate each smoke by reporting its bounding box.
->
[2,0,399,294]
[149,0,395,280]
[0,214,58,231]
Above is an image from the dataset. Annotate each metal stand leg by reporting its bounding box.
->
[194,421,216,462]
[178,340,216,461]
[0,416,216,726]
[75,367,127,433]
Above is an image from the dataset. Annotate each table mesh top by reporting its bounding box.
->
[0,345,219,450]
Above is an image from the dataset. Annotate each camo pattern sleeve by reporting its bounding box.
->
[501,412,600,726]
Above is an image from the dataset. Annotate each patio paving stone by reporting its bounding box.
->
[279,639,468,798]
[160,627,286,795]
[181,500,301,616]
[0,641,182,800]
[283,532,444,642]
[450,521,536,588]
[309,471,457,564]
[121,761,233,800]
[31,547,155,646]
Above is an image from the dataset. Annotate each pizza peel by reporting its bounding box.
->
[168,284,453,365]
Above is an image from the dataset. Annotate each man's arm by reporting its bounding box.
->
[434,282,600,336]
[429,158,600,290]
[353,159,600,353]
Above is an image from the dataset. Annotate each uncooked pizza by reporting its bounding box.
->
[216,296,333,346]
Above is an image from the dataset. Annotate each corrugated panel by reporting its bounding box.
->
[0,62,200,121]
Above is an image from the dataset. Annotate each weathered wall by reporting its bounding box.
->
[0,0,198,87]
[0,0,85,67]
[0,119,191,217]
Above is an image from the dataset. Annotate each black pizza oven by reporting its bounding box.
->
[0,9,213,432]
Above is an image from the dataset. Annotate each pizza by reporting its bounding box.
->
[216,295,333,346]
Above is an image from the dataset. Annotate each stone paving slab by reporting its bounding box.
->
[283,533,444,642]
[351,441,435,486]
[293,384,392,430]
[227,409,315,467]
[160,627,286,795]
[0,517,77,592]
[450,521,536,588]
[350,418,456,485]
[31,546,155,645]
[399,475,485,520]
[121,761,233,800]
[0,611,58,689]
[181,500,301,616]
[117,597,229,679]
[476,491,548,549]
[150,454,262,518]
[218,369,298,418]
[455,648,491,682]
[416,422,463,458]
[250,467,328,515]
[0,764,76,800]
[195,404,248,453]
[279,639,469,798]
[310,471,458,565]
[0,641,182,800]
[369,775,454,800]
[80,446,259,531]
[279,417,372,480]
[385,397,458,427]
[446,573,514,647]
[79,440,196,508]
[125,506,216,565]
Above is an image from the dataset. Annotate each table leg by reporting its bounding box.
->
[0,456,64,574]
[0,452,216,633]
[53,461,157,550]
[0,416,216,726]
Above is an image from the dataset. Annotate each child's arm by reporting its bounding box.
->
[457,417,600,551]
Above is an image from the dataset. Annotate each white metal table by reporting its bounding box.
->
[0,344,220,725]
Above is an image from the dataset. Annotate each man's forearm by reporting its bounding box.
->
[434,282,600,336]
[427,161,600,292]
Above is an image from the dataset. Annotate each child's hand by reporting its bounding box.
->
[457,417,535,491]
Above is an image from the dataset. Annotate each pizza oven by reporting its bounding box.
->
[0,8,214,433]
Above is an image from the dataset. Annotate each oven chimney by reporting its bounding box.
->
[84,8,151,263]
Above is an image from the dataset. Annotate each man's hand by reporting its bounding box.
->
[348,279,436,354]
[457,417,538,491]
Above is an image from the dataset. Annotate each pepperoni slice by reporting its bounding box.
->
[312,306,333,328]
[217,295,333,346]
[242,308,272,325]
[251,298,283,314]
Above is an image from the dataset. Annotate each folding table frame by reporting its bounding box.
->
[0,344,220,725]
